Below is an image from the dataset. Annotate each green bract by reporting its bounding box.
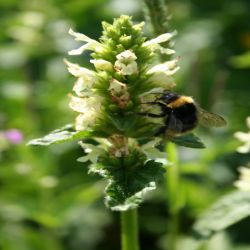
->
[29,15,182,210]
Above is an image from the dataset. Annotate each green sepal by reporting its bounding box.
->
[170,133,206,148]
[193,191,250,239]
[27,124,91,146]
[89,150,165,211]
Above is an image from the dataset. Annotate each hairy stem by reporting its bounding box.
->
[166,142,180,250]
[121,209,139,250]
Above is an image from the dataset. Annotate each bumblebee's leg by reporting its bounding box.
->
[141,101,166,109]
[154,126,167,136]
[137,112,166,118]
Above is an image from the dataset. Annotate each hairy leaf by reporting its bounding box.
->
[90,149,165,211]
[27,124,90,146]
[193,191,250,238]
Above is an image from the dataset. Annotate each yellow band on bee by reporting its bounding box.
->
[167,96,194,108]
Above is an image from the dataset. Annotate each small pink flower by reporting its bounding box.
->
[4,129,23,144]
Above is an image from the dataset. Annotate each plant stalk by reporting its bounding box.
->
[121,208,139,250]
[166,142,180,250]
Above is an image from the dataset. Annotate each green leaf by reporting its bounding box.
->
[27,124,91,146]
[105,182,156,211]
[105,159,165,211]
[90,149,165,211]
[193,191,250,239]
[170,133,205,148]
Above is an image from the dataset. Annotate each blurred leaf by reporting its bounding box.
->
[170,133,206,148]
[27,124,90,146]
[193,191,250,238]
[230,51,250,68]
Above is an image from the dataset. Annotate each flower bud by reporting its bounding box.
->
[114,50,138,75]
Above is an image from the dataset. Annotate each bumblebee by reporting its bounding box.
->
[141,92,226,137]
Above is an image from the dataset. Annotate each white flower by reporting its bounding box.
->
[69,95,102,131]
[75,111,97,131]
[234,166,250,191]
[108,79,127,93]
[108,79,130,108]
[69,95,101,112]
[143,32,176,47]
[90,59,113,71]
[64,59,96,95]
[114,50,138,75]
[147,72,176,89]
[234,117,250,153]
[68,28,103,55]
[143,31,177,56]
[145,59,179,89]
[147,59,180,76]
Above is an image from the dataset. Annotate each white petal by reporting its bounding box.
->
[69,28,96,43]
[64,59,95,77]
[75,111,97,131]
[158,46,176,55]
[236,143,250,154]
[147,59,180,76]
[68,44,92,55]
[143,32,176,47]
[68,28,103,54]
[234,132,250,142]
[69,95,88,113]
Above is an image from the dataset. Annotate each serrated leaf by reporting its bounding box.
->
[170,133,205,148]
[101,157,165,211]
[105,182,156,211]
[193,191,250,238]
[27,124,91,146]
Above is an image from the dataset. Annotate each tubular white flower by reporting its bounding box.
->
[69,95,102,131]
[147,72,176,89]
[64,59,96,95]
[234,133,250,153]
[68,28,103,55]
[147,59,180,76]
[114,50,138,75]
[90,59,113,71]
[69,95,101,113]
[143,32,176,47]
[158,47,176,55]
[75,111,97,131]
[234,166,250,191]
[64,59,96,78]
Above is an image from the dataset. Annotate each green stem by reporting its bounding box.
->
[166,142,180,250]
[121,208,139,250]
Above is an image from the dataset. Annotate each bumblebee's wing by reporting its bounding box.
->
[197,107,226,127]
[167,113,184,132]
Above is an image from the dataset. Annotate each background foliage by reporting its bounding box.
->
[1,0,250,249]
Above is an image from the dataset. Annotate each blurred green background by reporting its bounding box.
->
[1,0,250,249]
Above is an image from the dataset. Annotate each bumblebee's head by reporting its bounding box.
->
[159,92,179,104]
